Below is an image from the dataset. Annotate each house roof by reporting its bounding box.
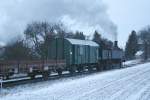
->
[66,38,99,47]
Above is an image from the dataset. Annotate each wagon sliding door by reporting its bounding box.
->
[85,45,90,64]
[72,45,75,65]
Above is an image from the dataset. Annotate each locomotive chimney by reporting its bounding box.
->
[114,32,118,48]
[114,41,118,48]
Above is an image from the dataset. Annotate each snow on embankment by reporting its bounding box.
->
[124,59,142,65]
[1,62,150,100]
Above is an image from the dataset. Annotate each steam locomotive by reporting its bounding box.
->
[0,38,123,80]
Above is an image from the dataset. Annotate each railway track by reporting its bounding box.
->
[1,60,149,88]
[1,70,98,88]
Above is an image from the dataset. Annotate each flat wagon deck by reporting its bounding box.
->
[0,60,66,80]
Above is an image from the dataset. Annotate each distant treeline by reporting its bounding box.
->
[0,21,113,61]
[125,26,150,60]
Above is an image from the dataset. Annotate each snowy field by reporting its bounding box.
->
[1,62,150,100]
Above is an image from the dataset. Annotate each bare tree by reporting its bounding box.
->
[2,39,33,61]
[24,21,67,59]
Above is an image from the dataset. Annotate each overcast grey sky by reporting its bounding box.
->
[0,0,150,48]
[104,0,150,48]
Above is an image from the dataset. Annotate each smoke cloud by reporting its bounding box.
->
[0,0,117,44]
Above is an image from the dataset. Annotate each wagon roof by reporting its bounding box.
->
[66,38,99,47]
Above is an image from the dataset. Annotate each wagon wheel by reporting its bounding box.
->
[88,66,93,72]
[77,66,84,73]
[96,63,102,71]
[77,67,81,73]
[57,68,62,76]
[6,75,10,80]
[69,66,76,75]
[43,71,49,80]
[28,73,35,79]
[3,75,10,80]
[31,75,35,79]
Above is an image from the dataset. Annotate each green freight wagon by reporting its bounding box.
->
[48,38,99,73]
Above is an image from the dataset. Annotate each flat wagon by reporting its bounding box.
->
[0,60,66,80]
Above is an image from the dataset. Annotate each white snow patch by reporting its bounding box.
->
[135,51,143,56]
[124,59,142,65]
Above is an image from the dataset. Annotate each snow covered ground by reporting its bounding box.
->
[124,59,142,65]
[1,62,150,100]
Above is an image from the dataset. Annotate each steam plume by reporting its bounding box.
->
[0,0,117,44]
